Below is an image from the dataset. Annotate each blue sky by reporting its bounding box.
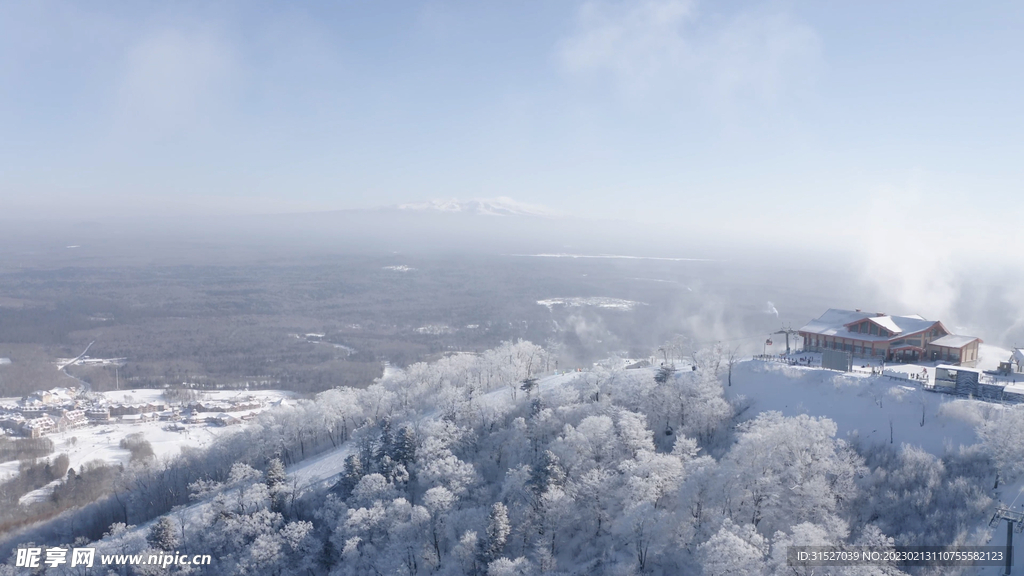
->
[1,0,1023,241]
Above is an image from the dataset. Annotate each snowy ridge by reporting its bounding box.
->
[395,197,560,218]
[537,296,645,311]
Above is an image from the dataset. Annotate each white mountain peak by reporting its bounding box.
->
[396,197,559,218]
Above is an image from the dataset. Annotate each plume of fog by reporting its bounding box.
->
[855,179,1024,348]
[765,301,779,318]
[858,182,958,322]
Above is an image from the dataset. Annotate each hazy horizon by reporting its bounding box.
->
[2,2,1023,247]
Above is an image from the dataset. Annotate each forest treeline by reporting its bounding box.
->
[1,341,1017,575]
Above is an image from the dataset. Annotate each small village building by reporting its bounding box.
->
[87,407,111,421]
[27,391,54,404]
[209,413,242,426]
[0,413,26,432]
[22,415,54,438]
[56,409,88,432]
[799,309,982,366]
[1012,349,1024,373]
[157,409,181,421]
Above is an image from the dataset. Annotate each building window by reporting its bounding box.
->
[870,324,878,335]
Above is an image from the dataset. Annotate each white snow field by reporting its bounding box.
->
[727,360,979,455]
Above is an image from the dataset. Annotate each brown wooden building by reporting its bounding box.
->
[799,309,981,366]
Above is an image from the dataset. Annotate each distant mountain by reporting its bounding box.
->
[393,197,561,218]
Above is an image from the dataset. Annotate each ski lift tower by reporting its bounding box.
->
[773,327,800,355]
[989,506,1022,575]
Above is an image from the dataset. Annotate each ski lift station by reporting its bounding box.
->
[798,308,981,366]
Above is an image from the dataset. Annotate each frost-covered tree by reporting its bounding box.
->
[480,502,511,565]
[720,412,861,535]
[977,406,1024,487]
[147,516,179,551]
[487,556,533,576]
[423,486,456,566]
[266,457,287,490]
[698,519,766,576]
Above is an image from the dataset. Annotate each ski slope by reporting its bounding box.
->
[726,360,979,455]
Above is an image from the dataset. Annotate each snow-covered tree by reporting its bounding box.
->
[480,502,511,565]
[147,516,179,551]
[699,519,766,576]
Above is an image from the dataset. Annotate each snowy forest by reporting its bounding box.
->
[2,340,1019,576]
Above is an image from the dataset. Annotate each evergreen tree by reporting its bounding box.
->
[479,502,510,565]
[376,418,395,464]
[530,450,565,497]
[654,364,676,384]
[392,426,416,469]
[266,458,287,490]
[520,377,538,396]
[147,516,179,551]
[332,454,364,498]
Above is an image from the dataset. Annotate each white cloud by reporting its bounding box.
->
[558,0,820,106]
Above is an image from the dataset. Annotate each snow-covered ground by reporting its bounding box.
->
[99,388,295,405]
[728,360,978,456]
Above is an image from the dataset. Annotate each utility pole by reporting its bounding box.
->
[990,506,1022,575]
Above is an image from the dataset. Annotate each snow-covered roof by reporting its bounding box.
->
[863,316,902,334]
[929,335,980,349]
[800,309,940,341]
[1012,349,1024,365]
[800,309,871,336]
[936,364,980,373]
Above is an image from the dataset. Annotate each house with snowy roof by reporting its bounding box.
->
[1011,348,1024,373]
[22,415,55,438]
[799,309,981,365]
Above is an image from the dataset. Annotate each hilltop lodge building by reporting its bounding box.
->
[799,309,981,366]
